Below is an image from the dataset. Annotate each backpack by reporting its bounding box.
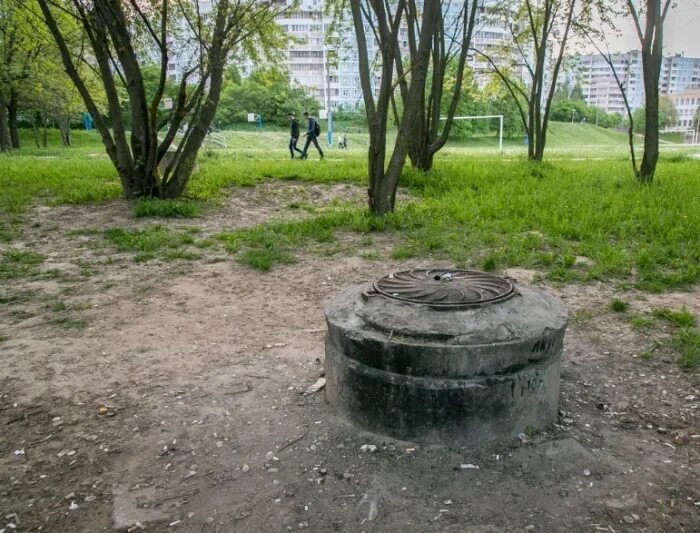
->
[314,119,321,137]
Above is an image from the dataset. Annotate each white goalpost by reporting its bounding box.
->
[440,115,504,152]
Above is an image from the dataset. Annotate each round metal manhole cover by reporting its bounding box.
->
[372,269,515,309]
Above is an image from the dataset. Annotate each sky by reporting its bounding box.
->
[609,2,700,56]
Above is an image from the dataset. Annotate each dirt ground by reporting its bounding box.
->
[1,182,698,533]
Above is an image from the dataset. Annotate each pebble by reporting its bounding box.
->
[360,444,377,453]
[242,464,250,472]
[623,515,635,524]
[265,451,274,460]
[583,469,591,477]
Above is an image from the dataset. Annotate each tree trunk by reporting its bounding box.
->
[639,89,659,182]
[161,49,227,198]
[0,105,11,151]
[32,112,41,148]
[368,144,393,215]
[8,92,20,149]
[59,118,71,147]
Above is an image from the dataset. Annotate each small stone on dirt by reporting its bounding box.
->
[265,451,275,460]
[623,515,635,524]
[360,444,377,453]
[304,378,326,395]
[242,464,250,472]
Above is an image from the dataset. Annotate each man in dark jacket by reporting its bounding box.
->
[300,111,324,160]
[287,113,303,158]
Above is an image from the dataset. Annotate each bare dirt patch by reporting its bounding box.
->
[1,184,698,533]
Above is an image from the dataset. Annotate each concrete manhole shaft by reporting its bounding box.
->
[324,269,568,446]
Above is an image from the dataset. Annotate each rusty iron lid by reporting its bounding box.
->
[370,269,515,310]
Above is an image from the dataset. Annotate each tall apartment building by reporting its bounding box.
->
[163,1,543,111]
[277,0,522,110]
[568,51,700,115]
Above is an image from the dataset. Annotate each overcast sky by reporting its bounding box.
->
[608,2,700,56]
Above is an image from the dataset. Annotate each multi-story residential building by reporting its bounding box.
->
[567,51,700,115]
[277,0,526,110]
[669,89,700,129]
[164,1,546,111]
[661,54,700,94]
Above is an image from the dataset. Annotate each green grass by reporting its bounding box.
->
[673,328,700,370]
[651,307,696,328]
[134,198,204,218]
[0,334,7,342]
[2,126,699,290]
[0,248,44,279]
[212,157,699,289]
[630,307,698,371]
[629,314,655,329]
[104,226,204,262]
[609,299,629,312]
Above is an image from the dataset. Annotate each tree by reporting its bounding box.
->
[333,0,436,215]
[35,0,288,198]
[659,94,677,128]
[217,66,318,128]
[0,0,43,150]
[403,1,480,171]
[626,0,673,183]
[477,0,591,161]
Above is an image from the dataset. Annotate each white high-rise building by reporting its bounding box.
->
[276,1,532,110]
[567,51,700,115]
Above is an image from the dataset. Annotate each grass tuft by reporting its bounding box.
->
[651,307,695,328]
[609,299,629,313]
[0,248,44,279]
[674,328,700,370]
[134,198,203,218]
[629,314,654,329]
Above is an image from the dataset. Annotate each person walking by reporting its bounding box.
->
[287,112,303,158]
[300,111,324,160]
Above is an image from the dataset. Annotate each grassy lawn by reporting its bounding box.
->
[1,124,699,294]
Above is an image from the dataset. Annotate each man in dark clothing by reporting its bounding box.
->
[287,113,303,158]
[300,111,324,160]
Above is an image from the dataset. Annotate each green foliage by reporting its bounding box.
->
[134,198,203,218]
[104,226,203,262]
[550,99,621,128]
[629,314,654,329]
[651,308,695,328]
[632,96,678,134]
[674,328,700,370]
[0,248,44,279]
[216,66,319,128]
[609,299,629,312]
